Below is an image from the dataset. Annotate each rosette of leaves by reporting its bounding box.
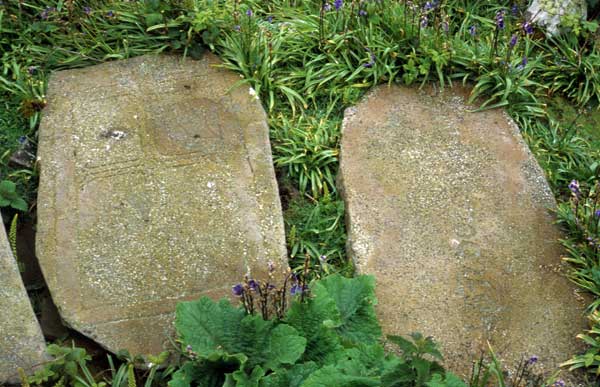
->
[0,180,28,211]
[170,274,466,387]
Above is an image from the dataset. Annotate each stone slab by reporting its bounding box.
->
[339,85,587,376]
[0,216,47,384]
[36,54,287,355]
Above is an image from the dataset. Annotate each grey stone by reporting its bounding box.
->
[36,54,287,355]
[339,85,588,377]
[527,0,587,36]
[0,215,47,384]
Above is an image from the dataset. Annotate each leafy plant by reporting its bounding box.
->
[25,343,104,387]
[0,179,28,211]
[561,310,600,374]
[170,274,463,387]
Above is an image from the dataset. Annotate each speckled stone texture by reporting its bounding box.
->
[339,85,587,377]
[0,216,47,384]
[36,54,287,355]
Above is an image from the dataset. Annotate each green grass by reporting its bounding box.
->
[3,0,600,381]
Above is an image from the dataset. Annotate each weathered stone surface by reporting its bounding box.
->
[339,85,587,376]
[36,54,287,355]
[527,0,587,36]
[0,217,47,384]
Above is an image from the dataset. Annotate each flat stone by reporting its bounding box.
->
[36,54,287,355]
[339,85,587,377]
[0,215,47,384]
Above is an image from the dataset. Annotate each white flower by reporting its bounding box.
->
[248,87,259,100]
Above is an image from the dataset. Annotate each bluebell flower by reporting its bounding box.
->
[569,180,581,197]
[234,25,241,31]
[363,49,376,68]
[83,6,91,15]
[17,136,27,145]
[106,10,114,17]
[495,10,505,29]
[516,56,527,70]
[290,284,307,295]
[359,9,367,16]
[323,2,331,11]
[509,34,518,48]
[334,0,343,11]
[248,279,259,291]
[246,9,253,17]
[511,4,518,16]
[420,15,428,28]
[40,6,56,20]
[267,15,273,23]
[232,284,244,296]
[595,209,600,217]
[552,380,565,387]
[469,25,476,36]
[424,1,434,11]
[527,355,538,364]
[523,21,534,35]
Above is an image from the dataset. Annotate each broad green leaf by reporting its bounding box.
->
[300,365,380,387]
[315,275,381,344]
[285,282,343,364]
[175,297,246,357]
[11,197,28,211]
[261,362,320,387]
[176,297,305,372]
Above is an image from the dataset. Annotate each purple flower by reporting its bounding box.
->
[27,66,37,75]
[267,15,273,23]
[468,25,476,36]
[569,180,580,196]
[363,51,376,68]
[509,34,518,48]
[248,279,259,291]
[359,9,367,16]
[83,6,91,15]
[232,284,244,296]
[290,284,307,295]
[320,255,327,262]
[511,4,518,16]
[595,209,600,217]
[234,25,241,31]
[424,1,434,11]
[40,6,56,20]
[246,9,253,17]
[17,136,27,145]
[516,56,528,70]
[323,2,331,11]
[527,355,538,364]
[334,0,343,11]
[420,15,428,28]
[106,10,114,17]
[552,380,565,387]
[523,21,533,35]
[495,10,505,29]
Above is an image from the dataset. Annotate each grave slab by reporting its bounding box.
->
[0,216,47,384]
[36,54,287,355]
[339,85,587,376]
